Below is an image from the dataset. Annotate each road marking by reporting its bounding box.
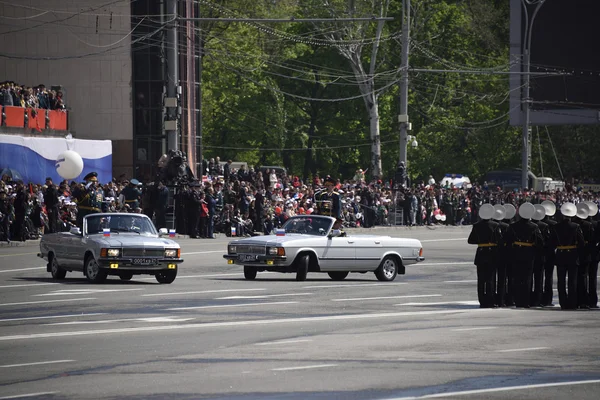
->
[167,301,299,311]
[142,288,267,297]
[256,339,313,346]
[0,309,494,341]
[47,316,194,326]
[0,252,38,258]
[272,364,338,371]
[182,251,225,255]
[303,283,406,289]
[0,267,45,273]
[496,347,549,353]
[451,327,497,332]
[421,238,468,242]
[0,283,58,289]
[0,360,74,368]
[396,301,479,306]
[332,294,441,302]
[137,273,241,281]
[418,262,472,267]
[33,288,144,297]
[0,298,96,307]
[0,313,107,323]
[0,392,60,399]
[443,280,477,283]
[217,293,312,300]
[387,379,600,399]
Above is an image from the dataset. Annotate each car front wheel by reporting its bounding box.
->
[156,269,177,284]
[244,266,257,280]
[50,255,67,280]
[119,273,134,281]
[85,257,107,283]
[328,271,349,281]
[375,256,399,282]
[296,255,309,281]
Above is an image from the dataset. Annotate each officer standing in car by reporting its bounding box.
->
[315,177,342,220]
[468,203,502,308]
[74,172,101,227]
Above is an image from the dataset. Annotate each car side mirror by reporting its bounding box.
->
[70,227,82,235]
[329,229,342,238]
[158,228,168,236]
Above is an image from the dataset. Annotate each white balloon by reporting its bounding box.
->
[55,150,84,180]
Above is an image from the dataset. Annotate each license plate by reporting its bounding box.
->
[238,254,258,262]
[132,258,156,265]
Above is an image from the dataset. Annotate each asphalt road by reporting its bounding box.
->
[0,225,599,400]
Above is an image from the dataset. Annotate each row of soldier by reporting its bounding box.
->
[468,200,599,310]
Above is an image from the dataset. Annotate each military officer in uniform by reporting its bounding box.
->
[468,204,502,308]
[492,204,509,307]
[314,177,342,220]
[574,203,593,309]
[531,204,550,307]
[121,179,142,211]
[583,201,599,308]
[551,202,585,310]
[74,172,102,227]
[501,203,517,306]
[540,200,558,306]
[503,202,543,308]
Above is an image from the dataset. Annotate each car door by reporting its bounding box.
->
[60,232,84,269]
[353,236,384,270]
[319,236,355,271]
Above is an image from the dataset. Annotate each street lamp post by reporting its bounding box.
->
[521,0,546,190]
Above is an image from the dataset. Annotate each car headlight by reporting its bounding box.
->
[164,249,179,258]
[228,245,237,254]
[107,248,120,257]
[268,247,285,256]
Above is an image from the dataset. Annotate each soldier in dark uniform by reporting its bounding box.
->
[186,182,202,238]
[583,201,599,308]
[468,204,502,308]
[540,200,558,306]
[574,203,594,309]
[314,177,341,220]
[501,203,517,306]
[551,202,585,310]
[74,172,102,227]
[503,202,543,308]
[531,204,550,307]
[12,181,28,241]
[0,188,12,242]
[43,177,60,233]
[121,179,142,211]
[492,205,509,307]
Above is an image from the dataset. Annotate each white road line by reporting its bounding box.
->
[217,293,312,300]
[181,251,225,255]
[332,294,441,302]
[451,327,497,332]
[256,339,313,346]
[272,364,338,371]
[47,316,194,326]
[496,347,549,353]
[396,301,479,306]
[142,288,267,297]
[0,309,492,341]
[387,379,600,399]
[33,288,144,297]
[418,262,472,267]
[0,392,59,399]
[0,267,45,273]
[0,298,96,307]
[0,313,107,323]
[303,283,405,289]
[443,280,477,283]
[0,360,74,368]
[0,283,58,289]
[167,301,299,311]
[0,252,38,258]
[421,238,468,242]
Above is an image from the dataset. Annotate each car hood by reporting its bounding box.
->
[91,234,180,248]
[230,234,317,247]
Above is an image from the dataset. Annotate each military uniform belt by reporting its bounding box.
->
[513,241,534,247]
[125,199,137,203]
[478,243,497,247]
[557,245,577,250]
[78,205,101,212]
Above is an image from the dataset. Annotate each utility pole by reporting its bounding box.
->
[165,0,179,151]
[398,0,410,168]
[195,2,203,177]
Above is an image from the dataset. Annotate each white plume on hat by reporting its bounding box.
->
[541,200,556,217]
[560,202,577,218]
[576,202,589,220]
[583,201,598,217]
[479,203,495,220]
[503,203,517,220]
[492,205,505,221]
[532,204,546,221]
[518,202,535,219]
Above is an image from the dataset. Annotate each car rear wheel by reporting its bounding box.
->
[375,256,398,282]
[244,266,257,280]
[328,271,349,281]
[50,255,67,280]
[85,256,107,283]
[156,269,177,284]
[296,254,309,281]
[119,273,134,281]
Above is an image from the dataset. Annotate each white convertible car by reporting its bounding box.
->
[223,215,424,281]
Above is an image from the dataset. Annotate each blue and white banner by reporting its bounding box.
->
[0,134,112,184]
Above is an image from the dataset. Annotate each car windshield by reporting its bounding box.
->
[282,216,331,236]
[86,215,157,236]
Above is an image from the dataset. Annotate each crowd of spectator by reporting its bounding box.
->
[0,81,65,110]
[1,162,599,243]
